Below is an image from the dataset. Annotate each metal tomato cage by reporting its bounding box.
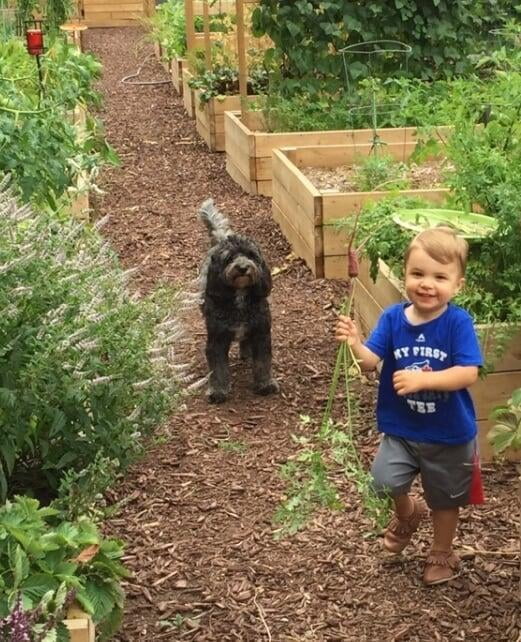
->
[338,40,412,153]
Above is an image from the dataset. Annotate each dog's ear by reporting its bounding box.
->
[253,256,272,298]
[205,250,230,294]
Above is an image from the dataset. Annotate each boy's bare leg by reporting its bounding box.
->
[383,494,427,554]
[431,507,459,551]
[423,507,460,585]
[394,494,414,517]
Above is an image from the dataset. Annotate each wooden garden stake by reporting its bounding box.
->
[202,0,211,70]
[235,0,250,128]
[184,0,196,70]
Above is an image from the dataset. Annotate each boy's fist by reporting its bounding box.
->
[335,315,360,345]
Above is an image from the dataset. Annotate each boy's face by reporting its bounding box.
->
[404,247,464,320]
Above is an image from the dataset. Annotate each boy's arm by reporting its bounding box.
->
[393,365,479,396]
[350,338,381,371]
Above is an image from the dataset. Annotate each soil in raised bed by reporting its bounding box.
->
[302,158,451,193]
[85,27,520,642]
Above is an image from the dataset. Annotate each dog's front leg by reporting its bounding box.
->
[206,331,233,403]
[250,331,279,396]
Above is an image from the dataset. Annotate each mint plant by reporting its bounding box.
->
[0,181,192,497]
[0,496,128,640]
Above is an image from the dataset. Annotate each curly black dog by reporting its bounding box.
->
[199,199,279,403]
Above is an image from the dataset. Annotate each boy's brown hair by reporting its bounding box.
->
[404,226,469,276]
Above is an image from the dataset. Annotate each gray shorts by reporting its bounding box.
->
[371,434,478,509]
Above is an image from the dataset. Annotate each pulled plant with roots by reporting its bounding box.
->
[273,214,391,538]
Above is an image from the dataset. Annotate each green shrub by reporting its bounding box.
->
[252,0,517,93]
[0,38,117,209]
[0,181,191,497]
[0,495,128,640]
[147,0,187,59]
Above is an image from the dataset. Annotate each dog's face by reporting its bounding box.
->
[213,236,264,290]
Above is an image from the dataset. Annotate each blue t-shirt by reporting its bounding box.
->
[365,302,483,445]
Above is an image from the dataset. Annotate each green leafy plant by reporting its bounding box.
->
[0,38,118,209]
[352,153,408,192]
[252,0,515,93]
[146,0,187,59]
[0,496,128,640]
[0,182,193,498]
[189,61,268,104]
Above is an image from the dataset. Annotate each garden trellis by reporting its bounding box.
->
[339,40,412,154]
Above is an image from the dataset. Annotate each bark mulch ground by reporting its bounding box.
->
[85,28,520,642]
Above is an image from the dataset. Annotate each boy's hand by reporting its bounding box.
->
[335,315,360,346]
[393,370,426,395]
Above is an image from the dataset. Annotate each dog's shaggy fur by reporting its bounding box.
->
[199,199,279,403]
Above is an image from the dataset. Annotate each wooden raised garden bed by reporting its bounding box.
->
[355,257,521,463]
[225,110,448,197]
[271,142,450,279]
[195,92,257,152]
[170,57,185,95]
[64,605,95,642]
[182,68,195,119]
[82,0,153,27]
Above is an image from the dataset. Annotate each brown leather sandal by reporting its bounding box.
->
[423,550,461,585]
[383,498,428,554]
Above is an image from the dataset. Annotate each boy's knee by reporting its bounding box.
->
[371,464,411,498]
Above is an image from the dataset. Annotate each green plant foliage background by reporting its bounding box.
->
[252,0,519,93]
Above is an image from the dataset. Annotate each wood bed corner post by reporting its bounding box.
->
[202,0,212,70]
[235,0,250,129]
[185,0,196,71]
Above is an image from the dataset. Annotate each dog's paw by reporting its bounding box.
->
[254,379,280,396]
[208,389,229,404]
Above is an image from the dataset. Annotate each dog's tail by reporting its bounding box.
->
[199,198,232,244]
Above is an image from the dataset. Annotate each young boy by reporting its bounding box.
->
[336,226,483,585]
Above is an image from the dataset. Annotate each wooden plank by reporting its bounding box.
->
[321,188,450,222]
[471,370,521,421]
[272,202,321,276]
[357,258,404,308]
[224,111,255,181]
[292,142,418,169]
[272,174,318,253]
[64,607,95,642]
[478,418,521,462]
[225,157,254,194]
[322,225,350,256]
[353,277,384,332]
[272,149,318,221]
[170,58,184,94]
[256,179,271,197]
[182,69,195,118]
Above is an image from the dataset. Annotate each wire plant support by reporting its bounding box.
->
[339,40,412,153]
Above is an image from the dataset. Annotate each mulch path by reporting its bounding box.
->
[85,28,520,642]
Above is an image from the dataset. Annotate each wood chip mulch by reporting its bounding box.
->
[301,159,449,193]
[84,27,520,642]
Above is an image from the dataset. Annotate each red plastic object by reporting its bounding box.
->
[468,452,485,504]
[26,28,44,56]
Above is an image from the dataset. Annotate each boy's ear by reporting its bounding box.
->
[456,277,465,293]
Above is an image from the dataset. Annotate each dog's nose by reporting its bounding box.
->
[236,266,248,274]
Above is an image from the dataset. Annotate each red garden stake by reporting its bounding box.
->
[24,19,45,104]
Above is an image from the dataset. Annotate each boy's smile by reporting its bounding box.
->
[404,247,464,323]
